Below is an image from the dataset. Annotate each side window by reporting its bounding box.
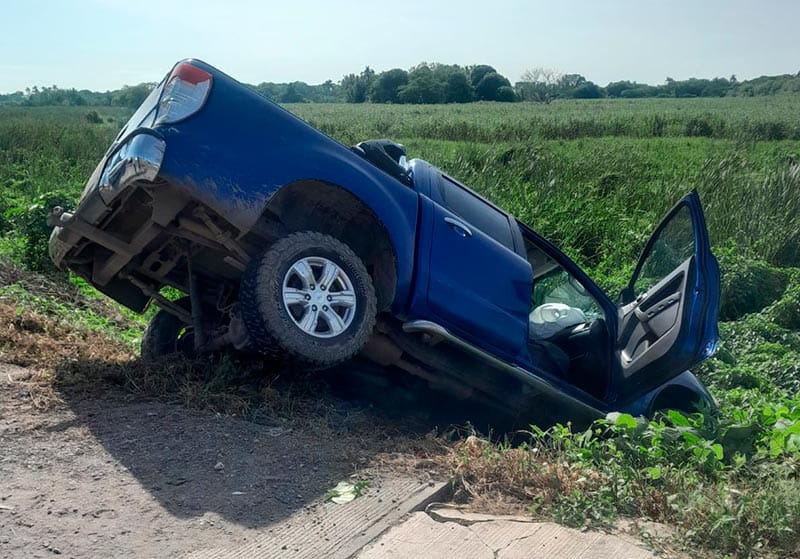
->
[438,175,514,250]
[533,268,602,320]
[525,238,606,340]
[633,204,695,296]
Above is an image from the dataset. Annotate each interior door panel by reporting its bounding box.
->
[614,191,720,402]
[618,258,691,377]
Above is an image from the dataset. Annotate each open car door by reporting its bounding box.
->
[614,190,720,401]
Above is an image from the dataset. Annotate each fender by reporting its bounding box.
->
[620,370,717,416]
[156,121,419,313]
[155,67,420,311]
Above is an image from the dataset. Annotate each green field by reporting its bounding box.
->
[1,98,799,556]
[286,96,800,142]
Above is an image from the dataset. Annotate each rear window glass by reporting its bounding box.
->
[114,78,165,143]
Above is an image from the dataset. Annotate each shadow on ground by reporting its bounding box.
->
[42,355,509,530]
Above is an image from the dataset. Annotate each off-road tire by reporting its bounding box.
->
[240,231,377,369]
[141,298,193,361]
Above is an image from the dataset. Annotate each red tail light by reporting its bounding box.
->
[170,63,212,85]
[156,62,213,125]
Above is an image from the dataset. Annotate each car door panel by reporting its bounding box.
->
[421,197,532,361]
[615,190,720,401]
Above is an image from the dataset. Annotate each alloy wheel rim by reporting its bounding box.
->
[281,256,357,338]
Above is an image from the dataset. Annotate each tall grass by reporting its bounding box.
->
[0,107,123,205]
[1,95,800,559]
[286,96,800,144]
[2,103,800,273]
[397,137,800,272]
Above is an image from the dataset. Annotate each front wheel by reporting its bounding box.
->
[240,231,377,369]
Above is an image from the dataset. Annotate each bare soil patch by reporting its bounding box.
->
[0,357,453,558]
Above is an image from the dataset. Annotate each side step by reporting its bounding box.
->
[402,319,603,419]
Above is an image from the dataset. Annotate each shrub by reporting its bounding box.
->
[768,272,800,330]
[475,72,512,101]
[495,86,517,103]
[684,116,714,137]
[7,191,75,272]
[718,251,788,321]
[85,110,102,124]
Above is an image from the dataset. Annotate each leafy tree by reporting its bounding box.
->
[341,66,375,103]
[111,83,155,108]
[398,64,445,104]
[620,86,655,98]
[370,68,408,103]
[279,83,305,103]
[475,72,512,101]
[424,64,473,103]
[253,80,339,103]
[558,74,587,89]
[495,85,517,102]
[469,65,497,88]
[319,80,339,101]
[573,82,603,99]
[444,71,473,103]
[253,82,283,100]
[20,85,89,106]
[9,62,800,108]
[605,80,635,98]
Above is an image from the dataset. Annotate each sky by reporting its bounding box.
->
[1,0,798,93]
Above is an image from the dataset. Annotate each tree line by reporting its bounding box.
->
[0,83,156,108]
[3,64,800,107]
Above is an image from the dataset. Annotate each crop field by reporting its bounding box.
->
[1,97,799,557]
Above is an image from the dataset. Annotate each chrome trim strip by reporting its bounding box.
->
[402,319,604,418]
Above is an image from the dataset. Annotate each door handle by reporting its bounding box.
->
[444,216,472,237]
[633,292,681,334]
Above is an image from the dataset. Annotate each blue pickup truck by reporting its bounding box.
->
[48,59,720,423]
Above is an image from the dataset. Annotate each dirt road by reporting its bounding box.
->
[0,362,444,558]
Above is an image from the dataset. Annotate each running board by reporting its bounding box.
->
[402,320,604,419]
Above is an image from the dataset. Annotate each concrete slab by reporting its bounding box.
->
[188,477,449,559]
[356,508,656,559]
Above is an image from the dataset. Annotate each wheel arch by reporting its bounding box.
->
[647,381,715,416]
[253,180,399,312]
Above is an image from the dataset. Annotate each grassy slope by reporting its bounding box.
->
[1,100,799,557]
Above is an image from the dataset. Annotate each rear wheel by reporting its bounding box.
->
[240,231,377,369]
[141,298,194,360]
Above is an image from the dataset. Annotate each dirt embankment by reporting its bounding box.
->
[0,259,462,558]
[0,361,447,558]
